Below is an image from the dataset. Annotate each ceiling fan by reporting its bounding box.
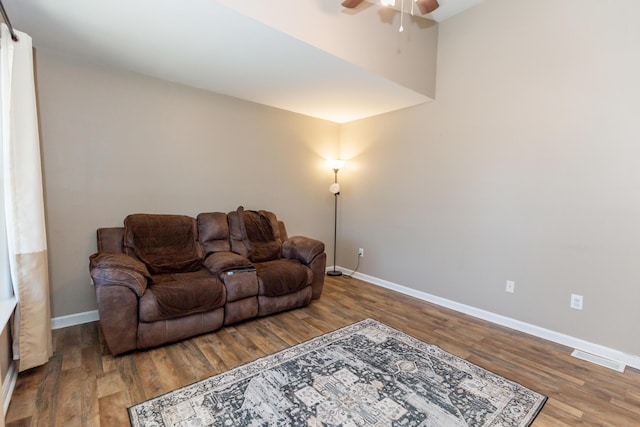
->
[341,0,440,15]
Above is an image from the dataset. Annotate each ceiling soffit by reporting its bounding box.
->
[4,0,482,122]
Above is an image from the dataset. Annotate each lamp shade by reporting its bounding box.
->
[327,159,345,171]
[329,183,341,194]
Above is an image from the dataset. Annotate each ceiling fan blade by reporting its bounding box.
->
[342,0,366,8]
[416,0,440,15]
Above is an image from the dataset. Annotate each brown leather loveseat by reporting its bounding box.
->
[89,207,326,355]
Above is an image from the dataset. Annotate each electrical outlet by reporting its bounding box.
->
[570,294,583,310]
[505,280,515,293]
[358,248,364,257]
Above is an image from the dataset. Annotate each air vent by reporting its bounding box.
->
[571,350,625,372]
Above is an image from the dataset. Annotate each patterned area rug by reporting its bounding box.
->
[129,318,546,426]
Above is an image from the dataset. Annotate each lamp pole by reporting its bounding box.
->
[327,167,343,276]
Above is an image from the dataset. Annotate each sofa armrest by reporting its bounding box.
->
[89,252,150,297]
[203,251,253,274]
[282,236,325,265]
[95,284,139,355]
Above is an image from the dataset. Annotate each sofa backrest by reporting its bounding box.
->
[96,210,291,269]
[228,206,282,263]
[123,214,203,274]
[97,227,125,253]
[197,212,231,256]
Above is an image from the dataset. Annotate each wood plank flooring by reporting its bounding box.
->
[6,276,640,426]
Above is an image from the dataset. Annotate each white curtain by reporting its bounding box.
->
[1,24,52,372]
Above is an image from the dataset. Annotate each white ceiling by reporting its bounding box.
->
[4,0,481,123]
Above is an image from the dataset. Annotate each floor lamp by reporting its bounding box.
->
[327,160,344,276]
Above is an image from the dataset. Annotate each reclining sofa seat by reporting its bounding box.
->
[91,214,227,354]
[89,209,326,355]
[228,207,325,316]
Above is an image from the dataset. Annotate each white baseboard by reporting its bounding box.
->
[47,269,640,370]
[51,310,99,330]
[336,267,640,371]
[2,361,17,418]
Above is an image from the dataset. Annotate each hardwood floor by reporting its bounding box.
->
[6,276,640,426]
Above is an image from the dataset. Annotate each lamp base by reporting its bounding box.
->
[326,270,343,277]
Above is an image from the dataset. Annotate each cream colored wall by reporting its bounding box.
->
[35,48,339,318]
[339,0,640,356]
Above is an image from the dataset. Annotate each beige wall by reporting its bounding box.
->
[339,0,640,356]
[33,0,640,359]
[35,48,339,318]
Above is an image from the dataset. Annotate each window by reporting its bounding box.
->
[0,148,16,329]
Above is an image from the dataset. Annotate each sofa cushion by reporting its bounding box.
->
[124,214,202,274]
[197,212,231,256]
[241,209,282,262]
[255,259,311,297]
[203,251,253,274]
[139,270,226,322]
